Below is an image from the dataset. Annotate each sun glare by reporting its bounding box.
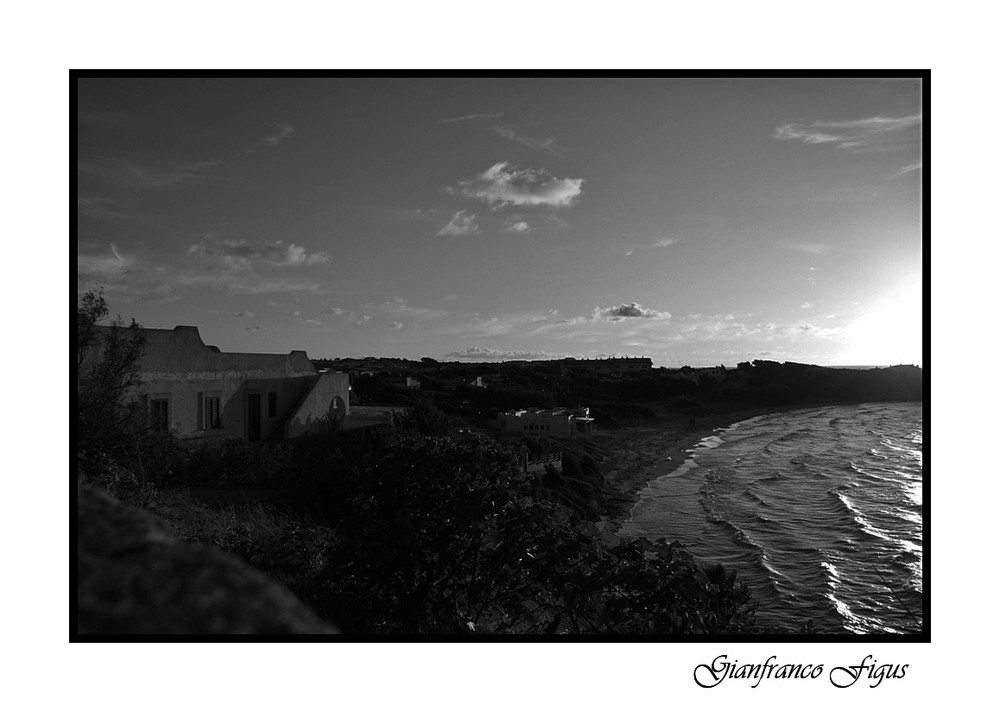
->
[841,281,922,366]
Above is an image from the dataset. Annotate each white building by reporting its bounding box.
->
[492,407,595,436]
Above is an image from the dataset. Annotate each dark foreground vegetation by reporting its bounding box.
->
[77,292,920,636]
[80,421,780,635]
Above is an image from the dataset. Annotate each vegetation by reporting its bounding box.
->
[109,426,773,636]
[77,291,148,460]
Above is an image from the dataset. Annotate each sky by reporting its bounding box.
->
[77,75,923,367]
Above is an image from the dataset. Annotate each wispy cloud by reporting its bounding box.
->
[187,238,331,271]
[260,123,295,147]
[447,162,583,208]
[781,242,833,255]
[77,197,135,223]
[438,210,480,236]
[625,236,676,256]
[81,122,297,192]
[439,112,504,124]
[222,279,320,295]
[773,114,921,153]
[494,126,563,156]
[79,235,328,302]
[78,242,133,276]
[173,238,330,295]
[367,296,451,327]
[322,306,371,326]
[893,161,922,178]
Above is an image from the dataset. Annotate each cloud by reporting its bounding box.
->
[81,122,296,194]
[782,242,833,255]
[76,249,180,304]
[223,279,320,295]
[244,124,296,153]
[773,114,921,153]
[447,162,583,208]
[78,242,133,276]
[438,210,480,236]
[893,161,922,178]
[261,124,295,147]
[626,236,676,255]
[367,296,450,326]
[439,112,504,124]
[594,302,671,321]
[494,126,563,156]
[188,238,330,271]
[77,196,135,223]
[80,237,327,301]
[282,243,331,266]
[504,219,531,233]
[323,306,371,326]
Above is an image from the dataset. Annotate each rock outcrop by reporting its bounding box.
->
[76,484,337,635]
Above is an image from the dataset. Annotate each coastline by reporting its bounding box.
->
[578,405,835,532]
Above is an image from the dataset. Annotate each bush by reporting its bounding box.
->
[304,430,769,635]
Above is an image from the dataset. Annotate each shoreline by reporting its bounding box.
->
[581,404,848,532]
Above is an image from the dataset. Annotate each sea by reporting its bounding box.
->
[619,401,924,635]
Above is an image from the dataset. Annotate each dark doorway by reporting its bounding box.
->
[247,393,262,442]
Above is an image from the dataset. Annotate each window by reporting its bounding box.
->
[199,392,222,430]
[149,396,170,433]
[267,392,277,418]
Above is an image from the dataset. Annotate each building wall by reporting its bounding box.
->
[285,372,352,438]
[93,325,350,444]
[138,372,320,445]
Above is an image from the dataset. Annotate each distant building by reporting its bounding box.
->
[86,325,351,444]
[491,407,595,436]
[560,357,653,377]
[386,375,422,390]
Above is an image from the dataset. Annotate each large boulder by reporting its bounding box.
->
[76,484,337,635]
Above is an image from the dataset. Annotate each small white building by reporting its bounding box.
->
[492,407,595,436]
[83,325,351,445]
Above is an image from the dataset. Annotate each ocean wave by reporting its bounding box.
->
[825,592,869,634]
[745,488,770,508]
[626,402,923,634]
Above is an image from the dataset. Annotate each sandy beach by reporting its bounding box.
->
[566,406,814,532]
